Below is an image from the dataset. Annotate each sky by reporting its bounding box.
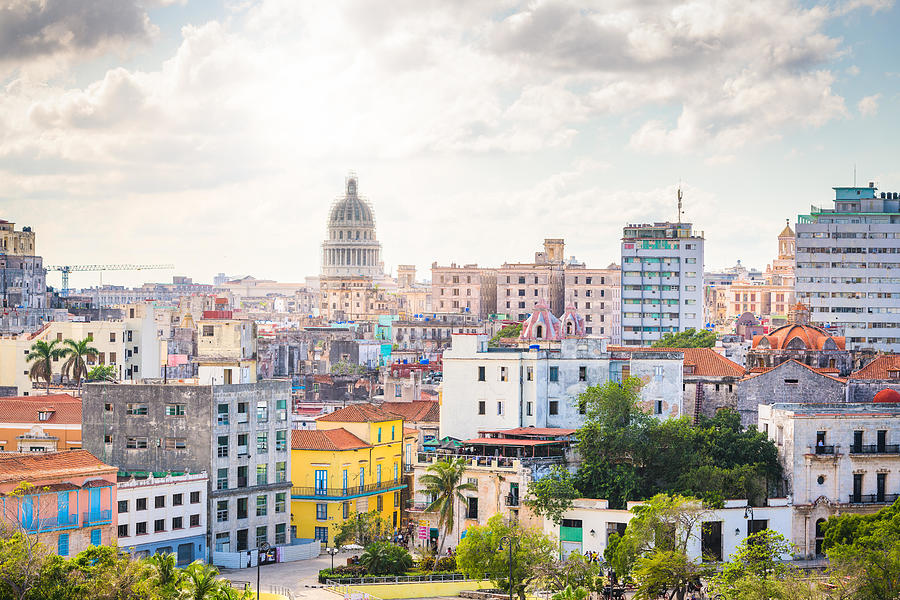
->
[2,0,900,291]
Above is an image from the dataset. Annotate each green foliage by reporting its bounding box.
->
[651,328,716,348]
[575,379,781,509]
[26,339,64,394]
[532,553,602,593]
[820,499,900,600]
[332,510,391,548]
[87,365,118,382]
[551,584,590,600]
[358,542,413,576]
[60,338,100,387]
[330,360,367,376]
[419,457,477,562]
[455,515,558,600]
[632,550,702,600]
[524,465,580,525]
[489,323,522,347]
[710,530,796,600]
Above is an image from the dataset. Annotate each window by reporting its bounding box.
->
[257,495,268,517]
[477,366,486,381]
[217,468,228,490]
[478,400,486,415]
[118,500,128,513]
[173,493,183,506]
[126,403,148,416]
[58,533,69,556]
[500,366,508,381]
[136,498,147,511]
[391,425,395,440]
[217,500,228,522]
[377,464,382,484]
[316,503,327,520]
[190,491,200,504]
[276,398,287,421]
[579,366,587,381]
[126,437,148,449]
[217,404,229,425]
[275,492,286,513]
[190,514,200,527]
[155,495,165,509]
[217,435,229,457]
[237,497,248,519]
[343,502,350,519]
[136,522,147,535]
[237,402,249,423]
[215,533,230,553]
[497,401,504,415]
[154,519,165,533]
[172,516,183,530]
[654,365,664,381]
[377,495,384,511]
[257,464,268,486]
[549,366,559,382]
[117,524,128,538]
[276,461,287,483]
[656,400,663,415]
[701,521,723,562]
[526,402,533,416]
[275,523,287,545]
[314,527,328,544]
[549,400,559,415]
[109,352,116,364]
[377,428,382,443]
[256,526,268,548]
[257,400,268,422]
[257,433,268,453]
[166,404,186,417]
[526,367,533,381]
[165,437,186,450]
[203,325,214,337]
[467,497,478,519]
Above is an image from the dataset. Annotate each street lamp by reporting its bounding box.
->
[327,546,340,571]
[256,541,271,600]
[498,535,516,600]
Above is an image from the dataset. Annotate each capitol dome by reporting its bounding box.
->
[321,174,383,279]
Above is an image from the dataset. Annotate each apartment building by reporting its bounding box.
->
[498,239,566,320]
[0,219,48,334]
[795,183,900,352]
[564,262,621,342]
[0,394,82,452]
[116,472,208,564]
[81,380,291,566]
[430,263,497,319]
[196,315,257,385]
[621,221,704,346]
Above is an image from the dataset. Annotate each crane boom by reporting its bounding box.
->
[45,263,175,295]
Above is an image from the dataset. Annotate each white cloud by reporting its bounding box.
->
[858,93,882,117]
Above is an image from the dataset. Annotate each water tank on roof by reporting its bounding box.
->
[529,344,540,350]
[881,192,886,199]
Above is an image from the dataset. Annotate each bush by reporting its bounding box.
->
[433,556,457,572]
[359,541,413,576]
[318,565,367,583]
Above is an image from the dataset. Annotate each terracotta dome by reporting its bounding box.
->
[873,388,900,403]
[752,323,845,351]
[519,302,564,341]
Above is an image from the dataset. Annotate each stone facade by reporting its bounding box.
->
[430,263,498,319]
[564,263,621,342]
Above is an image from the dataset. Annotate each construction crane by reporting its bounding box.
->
[45,264,176,295]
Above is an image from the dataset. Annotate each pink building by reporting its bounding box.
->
[0,450,118,557]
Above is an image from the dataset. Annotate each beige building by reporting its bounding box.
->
[0,219,36,256]
[196,317,257,385]
[430,263,497,319]
[396,265,431,317]
[498,239,566,321]
[564,262,621,342]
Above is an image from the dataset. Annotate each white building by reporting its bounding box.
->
[545,497,792,562]
[795,183,900,353]
[116,472,208,564]
[439,332,684,441]
[759,397,900,558]
[620,220,705,346]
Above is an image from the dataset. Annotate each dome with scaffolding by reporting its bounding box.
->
[321,173,382,278]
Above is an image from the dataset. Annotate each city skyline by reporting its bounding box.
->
[1,1,899,289]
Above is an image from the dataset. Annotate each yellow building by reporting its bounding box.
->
[290,404,409,546]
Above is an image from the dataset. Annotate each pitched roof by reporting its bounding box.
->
[752,323,845,351]
[380,401,440,422]
[0,395,82,425]
[849,355,900,380]
[679,348,745,377]
[316,403,397,423]
[0,450,115,485]
[739,359,846,383]
[291,428,371,451]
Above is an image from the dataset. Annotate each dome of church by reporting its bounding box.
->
[874,388,900,403]
[520,302,564,341]
[559,305,586,337]
[752,323,845,351]
[321,173,382,279]
[329,176,374,226]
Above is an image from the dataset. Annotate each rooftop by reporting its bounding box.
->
[678,348,745,377]
[380,401,440,422]
[0,450,115,485]
[768,402,900,417]
[849,355,900,380]
[291,428,372,451]
[316,403,398,423]
[0,395,82,425]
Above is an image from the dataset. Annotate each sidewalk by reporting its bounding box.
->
[218,550,342,599]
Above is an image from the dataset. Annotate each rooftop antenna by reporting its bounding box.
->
[853,163,857,187]
[676,186,683,224]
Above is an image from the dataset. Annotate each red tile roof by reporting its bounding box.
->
[484,427,576,437]
[291,428,371,451]
[403,427,418,437]
[0,450,115,485]
[0,395,82,425]
[679,348,745,378]
[317,403,397,423]
[463,437,565,446]
[850,355,900,380]
[752,324,845,351]
[380,401,440,422]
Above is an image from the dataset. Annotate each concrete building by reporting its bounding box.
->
[759,399,900,557]
[0,450,117,556]
[680,348,745,423]
[564,263,621,342]
[440,333,684,441]
[430,263,498,319]
[0,395,82,452]
[795,183,900,353]
[396,265,431,317]
[545,497,791,562]
[847,355,900,402]
[621,220,705,346]
[81,380,291,566]
[116,472,208,563]
[196,314,257,385]
[391,317,481,355]
[0,219,50,334]
[498,239,566,320]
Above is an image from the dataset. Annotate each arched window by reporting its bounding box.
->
[566,322,573,335]
[815,518,826,556]
[536,325,543,339]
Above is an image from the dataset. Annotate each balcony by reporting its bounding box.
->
[847,493,900,505]
[82,510,113,525]
[813,445,835,455]
[22,513,79,532]
[505,494,520,507]
[291,481,406,500]
[849,444,900,455]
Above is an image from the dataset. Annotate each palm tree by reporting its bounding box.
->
[148,552,181,592]
[419,457,476,567]
[180,561,222,600]
[26,339,64,394]
[60,337,100,391]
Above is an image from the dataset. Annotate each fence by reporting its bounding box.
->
[326,573,468,585]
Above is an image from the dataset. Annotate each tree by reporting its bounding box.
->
[419,457,476,566]
[532,553,601,593]
[651,329,716,348]
[59,337,100,390]
[820,499,900,600]
[551,584,591,600]
[26,339,64,394]
[148,552,182,597]
[710,529,796,600]
[180,561,222,600]
[358,541,413,575]
[632,550,702,600]
[87,365,118,382]
[489,323,522,347]
[455,515,558,600]
[332,510,391,548]
[524,465,579,525]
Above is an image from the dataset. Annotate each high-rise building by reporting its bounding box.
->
[430,262,497,319]
[0,218,49,333]
[497,239,566,320]
[620,221,705,346]
[795,183,900,352]
[564,262,621,342]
